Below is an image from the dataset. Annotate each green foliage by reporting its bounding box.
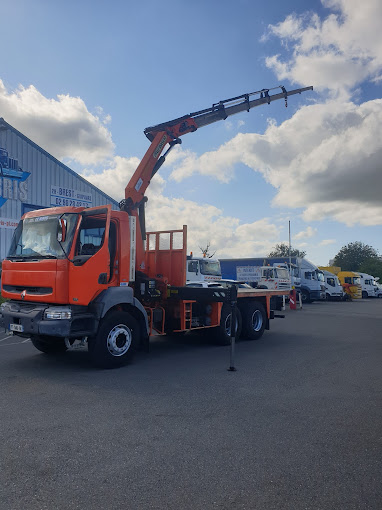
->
[267,243,306,258]
[359,258,382,281]
[333,242,380,271]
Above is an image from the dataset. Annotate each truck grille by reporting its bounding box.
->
[3,285,53,295]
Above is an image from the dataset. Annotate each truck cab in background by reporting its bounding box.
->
[186,256,221,282]
[337,272,362,299]
[264,257,324,303]
[357,272,378,298]
[219,259,291,291]
[320,269,345,300]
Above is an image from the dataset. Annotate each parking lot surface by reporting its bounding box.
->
[1,299,381,509]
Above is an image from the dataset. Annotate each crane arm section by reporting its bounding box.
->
[121,85,313,213]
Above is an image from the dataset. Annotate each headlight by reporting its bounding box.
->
[44,307,72,320]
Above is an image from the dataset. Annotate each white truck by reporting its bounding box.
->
[219,259,291,291]
[186,256,222,283]
[357,272,378,298]
[221,257,324,303]
[189,256,292,292]
[321,270,345,300]
[235,265,291,291]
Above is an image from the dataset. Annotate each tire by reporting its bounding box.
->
[326,293,331,301]
[214,304,242,346]
[362,291,368,299]
[301,290,311,304]
[30,335,67,354]
[88,311,139,368]
[241,301,266,341]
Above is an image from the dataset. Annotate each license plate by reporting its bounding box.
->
[10,323,24,333]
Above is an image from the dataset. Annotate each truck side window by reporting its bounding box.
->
[188,261,198,274]
[327,277,335,287]
[344,277,352,284]
[77,217,106,256]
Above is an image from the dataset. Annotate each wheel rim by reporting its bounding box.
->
[251,310,263,332]
[224,314,237,336]
[106,324,132,357]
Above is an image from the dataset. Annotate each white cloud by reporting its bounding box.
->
[0,80,114,165]
[82,155,166,202]
[293,226,317,240]
[264,0,382,95]
[169,98,382,227]
[81,161,282,258]
[319,239,336,246]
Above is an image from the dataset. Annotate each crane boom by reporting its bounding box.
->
[121,85,313,215]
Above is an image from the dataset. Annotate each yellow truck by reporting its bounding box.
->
[319,266,362,299]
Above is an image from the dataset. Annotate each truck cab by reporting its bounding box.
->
[186,256,221,282]
[337,271,362,299]
[357,272,378,298]
[321,270,345,300]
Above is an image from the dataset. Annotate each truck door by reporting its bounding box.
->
[187,259,201,282]
[68,205,112,306]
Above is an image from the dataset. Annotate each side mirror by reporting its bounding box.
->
[57,218,67,242]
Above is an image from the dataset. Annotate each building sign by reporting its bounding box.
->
[0,217,19,229]
[0,147,30,208]
[236,266,262,282]
[50,185,92,208]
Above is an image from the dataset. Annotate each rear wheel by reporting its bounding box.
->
[214,304,242,346]
[88,311,139,368]
[30,335,67,354]
[241,301,266,341]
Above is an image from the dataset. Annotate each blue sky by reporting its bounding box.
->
[1,0,382,265]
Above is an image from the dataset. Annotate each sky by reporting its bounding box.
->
[1,0,382,265]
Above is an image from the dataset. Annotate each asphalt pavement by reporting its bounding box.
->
[0,299,381,510]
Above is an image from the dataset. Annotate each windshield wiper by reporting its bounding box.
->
[7,254,58,260]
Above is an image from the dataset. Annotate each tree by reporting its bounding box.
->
[333,242,379,271]
[359,258,382,281]
[267,243,306,258]
[199,242,216,259]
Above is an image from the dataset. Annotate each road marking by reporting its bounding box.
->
[0,335,14,342]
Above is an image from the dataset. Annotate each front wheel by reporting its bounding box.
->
[88,311,139,368]
[30,335,67,354]
[362,291,368,299]
[301,290,311,304]
[241,301,266,341]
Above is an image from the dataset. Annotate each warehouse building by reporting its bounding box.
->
[0,118,119,260]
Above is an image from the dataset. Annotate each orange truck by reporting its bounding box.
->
[0,85,312,368]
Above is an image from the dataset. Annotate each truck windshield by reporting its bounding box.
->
[199,260,221,276]
[7,214,78,259]
[275,268,289,279]
[317,271,325,282]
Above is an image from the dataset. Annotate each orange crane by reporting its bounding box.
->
[1,85,313,368]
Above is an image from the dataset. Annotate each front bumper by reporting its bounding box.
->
[1,301,98,338]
